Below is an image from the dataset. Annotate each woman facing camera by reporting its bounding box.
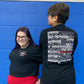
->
[8,27,42,84]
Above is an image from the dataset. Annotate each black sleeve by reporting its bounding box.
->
[74,31,78,50]
[72,31,78,55]
[27,46,42,64]
[39,30,43,51]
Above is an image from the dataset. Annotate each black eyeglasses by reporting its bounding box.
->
[47,13,54,17]
[47,13,51,17]
[17,36,27,39]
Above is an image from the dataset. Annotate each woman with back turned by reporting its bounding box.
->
[39,3,78,84]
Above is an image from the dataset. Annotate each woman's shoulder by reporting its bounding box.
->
[10,48,20,54]
[28,45,40,54]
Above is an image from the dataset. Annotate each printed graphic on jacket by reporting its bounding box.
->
[47,31,74,64]
[19,51,26,56]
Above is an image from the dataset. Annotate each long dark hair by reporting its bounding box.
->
[13,27,35,50]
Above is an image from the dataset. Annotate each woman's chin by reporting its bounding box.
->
[19,44,24,47]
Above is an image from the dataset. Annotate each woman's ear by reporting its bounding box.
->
[54,15,58,22]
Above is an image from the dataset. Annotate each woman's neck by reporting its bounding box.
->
[21,42,30,49]
[52,23,63,27]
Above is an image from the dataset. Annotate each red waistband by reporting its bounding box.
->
[8,74,37,80]
[8,74,38,84]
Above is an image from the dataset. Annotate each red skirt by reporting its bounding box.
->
[8,75,38,84]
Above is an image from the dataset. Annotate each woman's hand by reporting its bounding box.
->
[35,79,40,84]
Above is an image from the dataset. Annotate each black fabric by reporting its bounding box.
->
[39,24,78,84]
[40,64,76,84]
[9,45,42,77]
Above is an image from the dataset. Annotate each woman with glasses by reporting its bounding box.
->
[7,27,42,84]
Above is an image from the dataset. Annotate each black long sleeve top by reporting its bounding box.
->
[39,24,78,84]
[9,44,42,77]
[39,24,78,66]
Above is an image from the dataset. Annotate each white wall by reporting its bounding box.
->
[1,0,84,2]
